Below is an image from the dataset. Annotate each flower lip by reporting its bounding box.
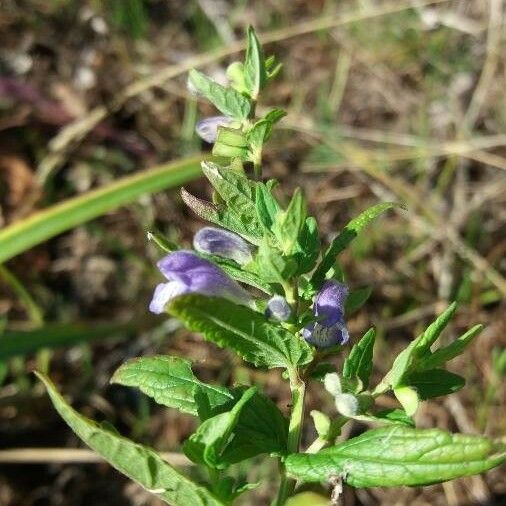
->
[149,251,252,314]
[303,280,349,348]
[193,226,253,265]
[195,116,233,143]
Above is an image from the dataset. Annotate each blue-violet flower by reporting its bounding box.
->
[149,250,251,314]
[193,227,253,265]
[302,280,349,347]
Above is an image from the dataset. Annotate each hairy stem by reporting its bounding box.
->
[275,371,306,505]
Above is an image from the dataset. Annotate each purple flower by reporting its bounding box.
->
[265,295,291,321]
[193,227,253,265]
[195,116,232,143]
[149,251,252,314]
[302,280,349,348]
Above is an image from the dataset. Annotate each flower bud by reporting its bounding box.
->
[195,116,232,143]
[335,392,359,417]
[193,227,253,265]
[265,295,291,321]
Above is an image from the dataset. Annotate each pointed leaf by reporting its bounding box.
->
[311,202,402,289]
[345,286,372,314]
[244,26,266,98]
[285,426,506,487]
[168,294,313,369]
[36,373,224,506]
[404,368,465,400]
[188,69,251,119]
[111,356,233,418]
[343,328,375,390]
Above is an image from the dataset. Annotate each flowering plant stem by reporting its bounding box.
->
[276,371,306,505]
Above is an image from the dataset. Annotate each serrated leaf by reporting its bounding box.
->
[285,426,506,487]
[404,368,465,400]
[342,328,375,391]
[311,202,402,289]
[184,387,256,469]
[111,356,233,418]
[188,69,251,119]
[345,286,372,314]
[36,372,224,506]
[168,294,313,369]
[220,389,288,464]
[293,217,320,275]
[201,162,263,241]
[244,26,267,98]
[255,182,280,231]
[272,189,307,255]
[418,324,483,370]
[252,239,298,283]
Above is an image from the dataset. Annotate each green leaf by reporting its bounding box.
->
[36,372,224,506]
[293,217,320,274]
[226,61,247,95]
[188,69,251,119]
[219,389,288,464]
[263,108,287,125]
[244,26,267,98]
[252,239,298,283]
[414,302,457,357]
[111,356,233,418]
[255,182,280,231]
[147,231,179,253]
[418,324,483,370]
[286,492,330,506]
[345,286,372,314]
[199,254,272,294]
[201,162,263,241]
[310,202,403,289]
[184,387,257,469]
[310,410,331,439]
[168,294,313,369]
[343,328,375,391]
[0,156,204,264]
[386,303,458,388]
[403,368,465,400]
[272,189,307,255]
[285,425,506,487]
[373,408,415,427]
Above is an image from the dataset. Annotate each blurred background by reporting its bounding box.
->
[0,1,505,505]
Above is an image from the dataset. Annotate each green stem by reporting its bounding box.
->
[275,370,306,505]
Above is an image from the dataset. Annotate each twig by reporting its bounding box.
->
[0,448,192,466]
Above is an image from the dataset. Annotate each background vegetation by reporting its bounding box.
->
[0,0,504,504]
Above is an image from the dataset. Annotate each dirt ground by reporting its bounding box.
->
[0,1,505,505]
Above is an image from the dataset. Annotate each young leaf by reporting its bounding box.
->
[394,385,419,416]
[272,189,307,255]
[293,217,320,275]
[201,162,263,240]
[244,26,267,98]
[285,425,506,487]
[403,369,465,400]
[252,239,298,283]
[310,202,403,289]
[342,328,375,391]
[414,302,457,357]
[111,356,233,418]
[372,408,415,427]
[147,231,179,253]
[168,294,313,369]
[188,69,251,119]
[184,387,257,469]
[418,324,483,370]
[36,372,224,506]
[255,182,280,231]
